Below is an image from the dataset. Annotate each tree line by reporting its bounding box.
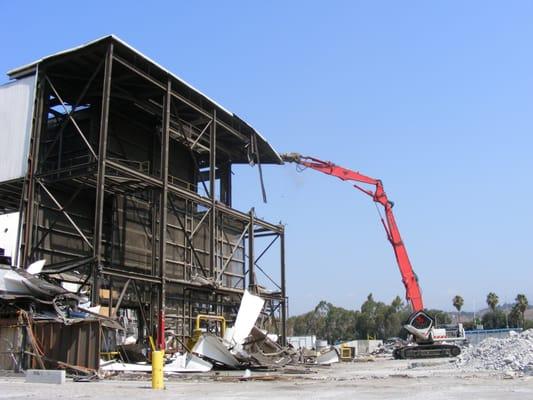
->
[288,292,531,343]
[287,293,451,343]
[452,292,531,330]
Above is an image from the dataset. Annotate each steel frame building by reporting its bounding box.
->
[0,36,287,348]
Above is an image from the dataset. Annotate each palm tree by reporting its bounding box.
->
[515,294,528,328]
[509,304,521,328]
[453,295,464,322]
[486,292,499,312]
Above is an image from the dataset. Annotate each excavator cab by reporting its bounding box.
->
[410,311,433,330]
[404,310,434,343]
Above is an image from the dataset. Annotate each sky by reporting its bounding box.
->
[1,1,532,315]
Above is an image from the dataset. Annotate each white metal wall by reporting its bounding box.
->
[0,212,19,262]
[0,75,36,182]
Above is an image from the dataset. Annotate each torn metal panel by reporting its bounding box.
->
[192,333,240,368]
[166,352,212,373]
[26,260,45,275]
[100,360,151,372]
[117,343,149,363]
[242,327,296,367]
[100,352,212,373]
[316,349,340,365]
[0,264,72,300]
[230,290,265,347]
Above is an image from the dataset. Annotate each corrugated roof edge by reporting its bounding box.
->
[7,35,283,164]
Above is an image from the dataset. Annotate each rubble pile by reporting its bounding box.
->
[456,329,533,374]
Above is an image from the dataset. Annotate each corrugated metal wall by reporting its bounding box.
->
[0,319,24,370]
[0,75,36,182]
[32,320,101,370]
[465,328,522,346]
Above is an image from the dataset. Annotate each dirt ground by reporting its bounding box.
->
[1,358,532,400]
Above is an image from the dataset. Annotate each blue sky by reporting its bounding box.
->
[1,1,532,314]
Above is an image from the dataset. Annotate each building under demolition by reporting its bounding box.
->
[0,36,287,369]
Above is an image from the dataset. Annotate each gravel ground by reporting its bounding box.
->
[1,359,533,400]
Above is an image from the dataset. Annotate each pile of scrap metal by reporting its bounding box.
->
[189,290,293,369]
[1,257,338,377]
[0,258,122,376]
[190,291,338,369]
[102,290,296,374]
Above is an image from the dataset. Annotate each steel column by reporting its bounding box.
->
[20,73,46,268]
[248,208,255,291]
[91,42,113,305]
[280,227,287,346]
[158,78,171,349]
[209,110,216,277]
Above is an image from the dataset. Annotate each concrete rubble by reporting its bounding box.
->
[455,329,533,375]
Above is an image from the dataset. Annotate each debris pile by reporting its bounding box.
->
[0,259,122,376]
[189,291,338,369]
[102,290,339,375]
[455,329,533,374]
[1,258,338,375]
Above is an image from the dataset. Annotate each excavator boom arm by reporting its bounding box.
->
[281,153,424,311]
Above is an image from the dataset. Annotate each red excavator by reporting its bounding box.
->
[281,153,465,359]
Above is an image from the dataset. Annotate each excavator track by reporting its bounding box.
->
[393,344,461,359]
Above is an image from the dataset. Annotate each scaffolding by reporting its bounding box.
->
[0,36,287,349]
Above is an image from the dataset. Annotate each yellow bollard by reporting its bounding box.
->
[151,350,164,390]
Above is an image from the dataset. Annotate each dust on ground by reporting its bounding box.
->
[1,358,532,400]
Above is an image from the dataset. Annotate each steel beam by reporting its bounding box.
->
[91,42,113,305]
[255,235,278,264]
[105,159,282,233]
[45,77,97,158]
[111,278,131,317]
[113,55,249,143]
[217,222,250,283]
[29,184,85,258]
[190,208,210,239]
[41,60,104,164]
[36,181,92,248]
[102,267,161,284]
[167,195,208,277]
[190,120,211,151]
